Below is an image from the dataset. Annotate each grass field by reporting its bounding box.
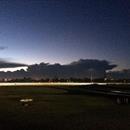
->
[0,85,130,130]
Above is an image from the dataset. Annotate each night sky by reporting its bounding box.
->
[0,0,129,70]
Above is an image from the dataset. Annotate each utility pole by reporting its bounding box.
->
[89,68,94,84]
[90,72,93,83]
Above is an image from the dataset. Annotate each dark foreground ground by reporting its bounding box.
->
[0,85,130,130]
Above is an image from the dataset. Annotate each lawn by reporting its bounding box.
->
[0,85,130,130]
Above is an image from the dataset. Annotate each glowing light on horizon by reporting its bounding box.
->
[0,82,129,86]
[0,66,28,72]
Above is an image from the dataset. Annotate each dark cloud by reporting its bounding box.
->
[0,46,7,50]
[108,69,130,79]
[0,59,27,68]
[0,59,117,79]
[26,59,117,79]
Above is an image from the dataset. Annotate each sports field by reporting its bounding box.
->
[0,85,130,130]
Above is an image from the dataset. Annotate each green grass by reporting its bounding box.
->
[0,86,130,130]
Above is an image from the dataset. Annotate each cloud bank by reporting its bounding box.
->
[0,59,117,79]
[0,59,27,68]
[108,69,130,79]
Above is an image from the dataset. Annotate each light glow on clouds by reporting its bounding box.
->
[0,66,27,72]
